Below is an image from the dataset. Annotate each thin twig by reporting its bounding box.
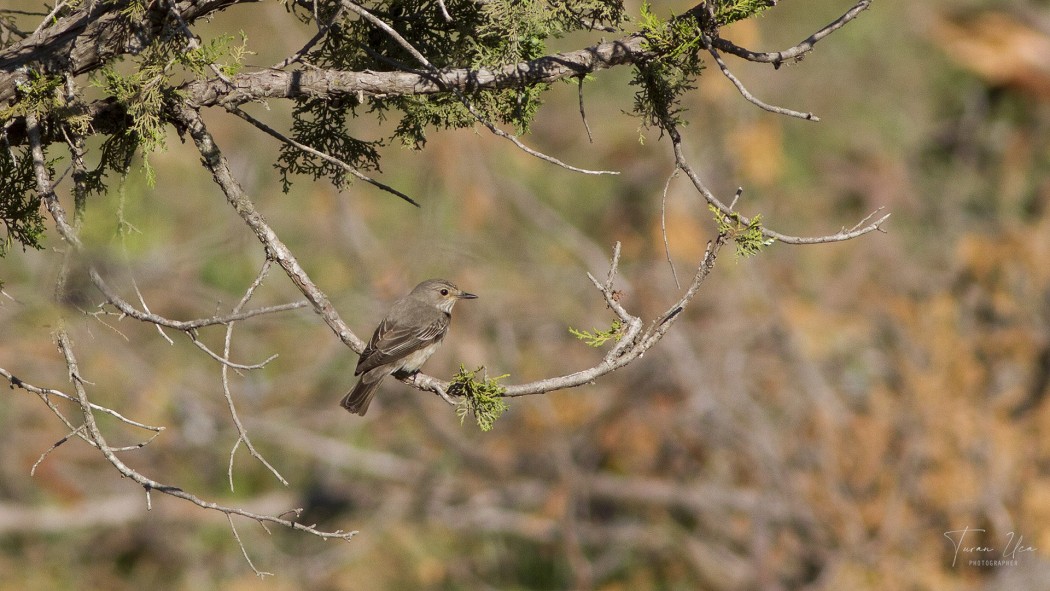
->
[228,514,274,578]
[577,76,594,143]
[165,0,233,85]
[702,34,819,122]
[639,235,726,351]
[269,4,347,70]
[189,332,279,370]
[30,0,67,38]
[31,425,85,476]
[4,357,168,436]
[227,106,420,206]
[221,258,289,489]
[661,168,682,290]
[90,268,310,330]
[668,124,890,244]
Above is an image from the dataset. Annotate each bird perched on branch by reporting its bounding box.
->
[341,279,477,415]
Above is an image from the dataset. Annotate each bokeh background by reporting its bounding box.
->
[3,0,1050,588]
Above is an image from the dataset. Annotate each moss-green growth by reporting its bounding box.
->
[181,32,252,79]
[569,319,624,348]
[1,69,64,120]
[630,2,704,133]
[450,365,510,432]
[712,0,777,26]
[629,1,775,135]
[278,0,626,190]
[710,204,774,257]
[92,31,251,185]
[93,63,170,185]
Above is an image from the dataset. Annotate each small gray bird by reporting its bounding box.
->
[340,279,477,415]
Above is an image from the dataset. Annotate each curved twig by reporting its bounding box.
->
[711,0,874,68]
[668,125,890,244]
[702,34,819,121]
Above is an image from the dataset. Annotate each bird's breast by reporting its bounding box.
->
[396,341,442,373]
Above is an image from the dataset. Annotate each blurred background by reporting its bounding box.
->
[3,0,1050,588]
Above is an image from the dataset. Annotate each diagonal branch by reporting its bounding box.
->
[701,34,819,122]
[495,236,724,398]
[2,367,165,435]
[89,268,310,330]
[174,105,366,353]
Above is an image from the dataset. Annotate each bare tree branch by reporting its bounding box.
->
[269,4,347,70]
[54,329,355,541]
[497,236,724,398]
[221,258,290,489]
[2,1,874,151]
[702,35,819,121]
[227,513,273,578]
[174,106,367,353]
[661,168,682,290]
[668,124,890,244]
[711,0,874,68]
[89,268,310,330]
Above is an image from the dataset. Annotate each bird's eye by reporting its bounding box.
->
[440,288,449,296]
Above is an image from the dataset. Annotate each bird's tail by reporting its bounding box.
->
[340,370,386,415]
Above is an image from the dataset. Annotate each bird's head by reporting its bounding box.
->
[413,279,478,313]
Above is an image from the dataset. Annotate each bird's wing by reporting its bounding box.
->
[354,312,449,375]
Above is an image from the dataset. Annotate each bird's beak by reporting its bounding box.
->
[459,291,478,299]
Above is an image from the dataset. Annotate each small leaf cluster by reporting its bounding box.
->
[710,204,774,257]
[450,365,510,432]
[2,69,64,120]
[569,319,624,348]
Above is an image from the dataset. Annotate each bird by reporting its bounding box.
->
[340,279,477,415]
